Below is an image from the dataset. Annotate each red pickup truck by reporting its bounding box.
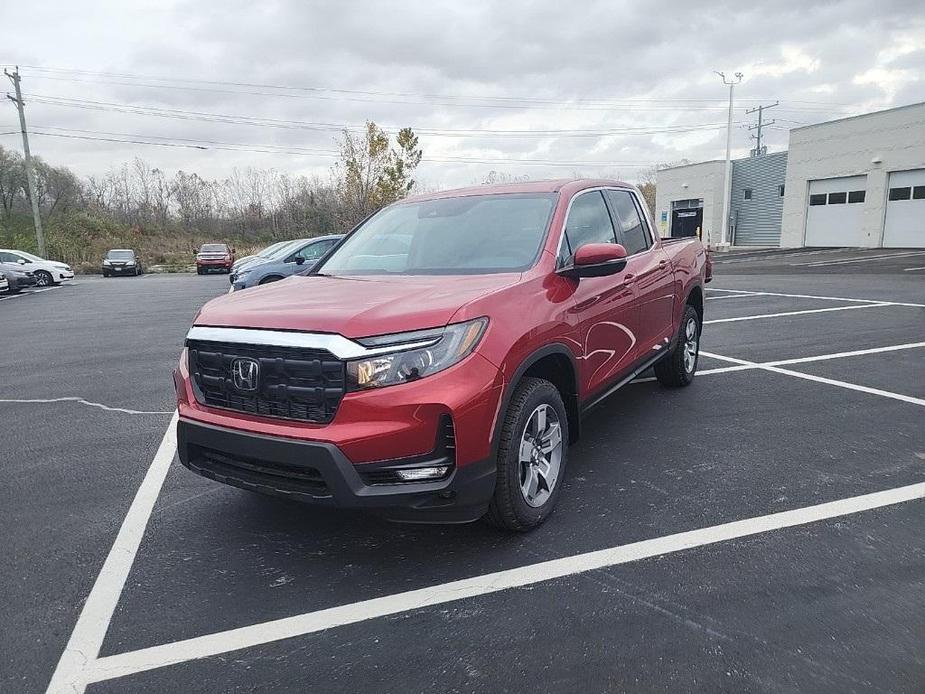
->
[175,180,711,530]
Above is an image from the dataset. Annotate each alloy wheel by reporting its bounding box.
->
[683,316,699,374]
[518,403,563,508]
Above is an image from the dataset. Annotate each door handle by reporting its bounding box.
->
[622,273,636,285]
[658,259,668,267]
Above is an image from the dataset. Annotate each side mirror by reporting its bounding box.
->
[562,243,628,278]
[295,256,305,265]
[17,258,27,265]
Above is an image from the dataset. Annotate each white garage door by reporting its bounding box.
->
[804,175,867,247]
[883,169,925,248]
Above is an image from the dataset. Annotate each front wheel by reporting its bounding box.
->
[34,270,53,287]
[655,304,700,387]
[485,377,568,531]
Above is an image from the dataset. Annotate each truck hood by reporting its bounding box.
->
[194,273,521,338]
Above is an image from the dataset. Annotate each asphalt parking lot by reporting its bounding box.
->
[2,258,924,694]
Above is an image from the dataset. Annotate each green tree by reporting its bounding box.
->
[334,122,423,227]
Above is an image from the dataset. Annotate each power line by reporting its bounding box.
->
[1,127,659,167]
[24,94,744,139]
[6,64,857,114]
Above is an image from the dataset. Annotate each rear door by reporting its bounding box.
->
[604,189,675,352]
[559,190,639,397]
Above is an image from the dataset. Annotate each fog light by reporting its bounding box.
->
[395,466,450,481]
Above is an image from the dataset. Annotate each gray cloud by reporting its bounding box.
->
[1,0,922,188]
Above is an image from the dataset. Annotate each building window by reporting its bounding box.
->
[778,185,785,197]
[889,187,912,201]
[847,190,866,203]
[809,193,827,206]
[828,192,847,205]
[913,186,925,200]
[743,188,753,200]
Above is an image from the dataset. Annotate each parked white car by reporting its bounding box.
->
[0,273,8,293]
[0,249,74,286]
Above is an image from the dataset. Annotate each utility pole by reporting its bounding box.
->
[715,71,743,249]
[746,101,778,156]
[5,66,46,257]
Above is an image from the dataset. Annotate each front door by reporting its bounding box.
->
[559,190,639,398]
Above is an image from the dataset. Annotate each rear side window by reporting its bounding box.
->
[294,240,334,262]
[560,191,616,264]
[605,190,651,255]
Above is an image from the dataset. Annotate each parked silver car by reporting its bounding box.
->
[229,235,343,291]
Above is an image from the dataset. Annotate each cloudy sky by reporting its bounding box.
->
[1,0,923,189]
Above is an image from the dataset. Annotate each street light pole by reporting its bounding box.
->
[715,71,743,249]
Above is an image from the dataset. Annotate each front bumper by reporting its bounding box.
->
[12,275,37,289]
[175,347,506,521]
[103,265,136,274]
[57,270,74,281]
[178,418,496,522]
[197,260,232,270]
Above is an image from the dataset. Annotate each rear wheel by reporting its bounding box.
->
[655,304,700,387]
[34,270,53,287]
[485,377,568,531]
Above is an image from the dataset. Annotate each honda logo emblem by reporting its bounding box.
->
[231,358,259,391]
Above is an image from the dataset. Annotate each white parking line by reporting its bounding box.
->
[632,341,925,383]
[704,302,889,325]
[701,351,925,407]
[79,481,925,685]
[45,412,178,694]
[793,250,925,267]
[706,288,925,309]
[904,266,925,272]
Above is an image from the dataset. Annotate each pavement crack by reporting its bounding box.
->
[0,396,172,415]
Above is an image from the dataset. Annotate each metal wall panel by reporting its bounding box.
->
[730,151,788,246]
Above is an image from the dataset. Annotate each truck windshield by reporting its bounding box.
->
[316,193,557,275]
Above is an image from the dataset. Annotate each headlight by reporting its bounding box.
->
[346,318,488,390]
[102,260,112,266]
[125,261,136,266]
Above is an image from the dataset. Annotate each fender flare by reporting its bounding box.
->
[490,342,581,459]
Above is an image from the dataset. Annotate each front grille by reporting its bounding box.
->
[188,445,330,497]
[187,339,345,423]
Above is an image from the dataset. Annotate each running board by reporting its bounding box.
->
[580,349,670,414]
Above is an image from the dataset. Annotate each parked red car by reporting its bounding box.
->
[175,180,712,530]
[196,243,235,274]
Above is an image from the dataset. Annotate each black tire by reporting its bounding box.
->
[258,275,284,285]
[485,377,569,531]
[196,268,203,275]
[102,272,110,278]
[7,283,20,294]
[34,270,53,287]
[655,304,700,387]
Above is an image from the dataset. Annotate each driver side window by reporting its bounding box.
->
[558,191,616,266]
